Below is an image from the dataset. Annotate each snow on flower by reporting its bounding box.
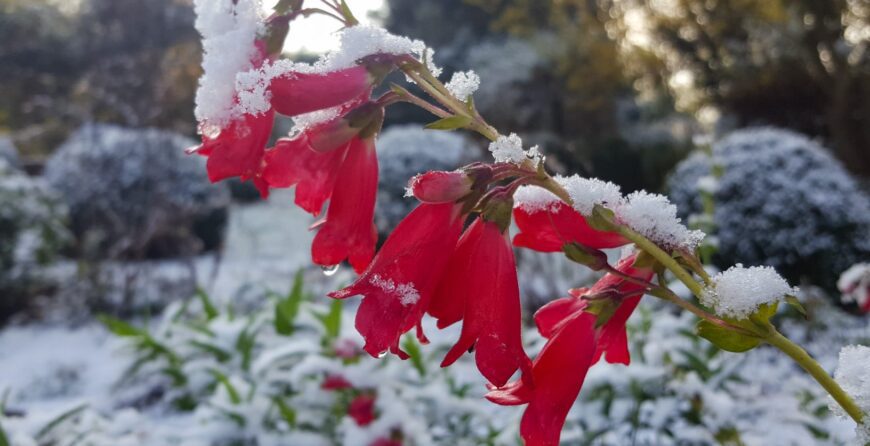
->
[701,264,798,319]
[193,0,264,129]
[556,174,623,217]
[513,185,561,213]
[488,133,526,163]
[838,263,870,313]
[616,191,705,251]
[370,274,421,307]
[445,70,481,100]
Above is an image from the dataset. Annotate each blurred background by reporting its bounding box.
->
[0,0,869,444]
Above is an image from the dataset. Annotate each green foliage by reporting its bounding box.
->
[696,320,761,353]
[274,271,306,336]
[401,334,427,377]
[424,115,473,131]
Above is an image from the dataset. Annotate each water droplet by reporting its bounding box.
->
[377,351,388,359]
[321,264,340,276]
[200,123,222,139]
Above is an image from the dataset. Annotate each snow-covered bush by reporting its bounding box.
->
[44,124,230,260]
[668,127,870,293]
[375,125,477,233]
[0,158,69,321]
[0,137,20,167]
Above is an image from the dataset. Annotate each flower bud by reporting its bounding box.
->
[408,170,473,203]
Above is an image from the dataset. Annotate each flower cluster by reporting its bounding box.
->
[189,2,865,444]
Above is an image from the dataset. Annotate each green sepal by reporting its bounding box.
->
[696,320,761,352]
[785,295,808,319]
[273,0,303,14]
[588,205,618,232]
[562,243,608,271]
[424,115,472,131]
[585,299,620,328]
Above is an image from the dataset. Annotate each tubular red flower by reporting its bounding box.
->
[513,201,629,252]
[261,133,349,216]
[194,109,275,198]
[433,218,532,388]
[330,203,465,359]
[486,311,598,446]
[311,136,379,273]
[270,65,374,117]
[408,170,472,203]
[487,254,654,445]
[348,394,377,426]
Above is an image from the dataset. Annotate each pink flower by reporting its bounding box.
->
[486,253,653,445]
[270,65,376,117]
[513,200,628,252]
[408,170,474,203]
[310,135,379,273]
[330,203,465,358]
[348,393,377,426]
[432,217,531,388]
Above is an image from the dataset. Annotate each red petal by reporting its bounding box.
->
[199,110,274,186]
[348,394,377,426]
[512,202,629,252]
[533,296,588,339]
[261,134,349,215]
[270,66,373,117]
[311,137,379,272]
[330,203,464,358]
[436,219,530,388]
[517,312,598,446]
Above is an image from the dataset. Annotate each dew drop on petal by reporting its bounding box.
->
[321,264,340,276]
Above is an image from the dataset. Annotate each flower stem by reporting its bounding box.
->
[615,225,705,297]
[765,329,865,424]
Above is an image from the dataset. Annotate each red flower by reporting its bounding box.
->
[486,253,653,445]
[348,394,377,426]
[486,311,597,446]
[408,170,473,203]
[513,200,628,252]
[330,203,465,358]
[321,374,353,390]
[432,217,531,387]
[310,136,379,273]
[195,111,274,197]
[270,65,376,117]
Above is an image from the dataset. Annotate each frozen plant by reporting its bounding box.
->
[44,124,230,259]
[669,127,870,293]
[186,2,869,444]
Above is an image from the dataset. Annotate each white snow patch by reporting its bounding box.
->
[557,174,623,217]
[832,345,870,445]
[370,274,420,306]
[696,175,718,194]
[194,0,264,128]
[616,191,704,250]
[445,70,480,100]
[488,133,539,164]
[701,264,797,319]
[513,185,560,213]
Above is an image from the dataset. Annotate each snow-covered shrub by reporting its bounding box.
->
[0,158,69,321]
[668,127,870,293]
[375,125,477,233]
[0,137,20,168]
[44,124,230,260]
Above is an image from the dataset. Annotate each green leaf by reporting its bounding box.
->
[313,299,343,342]
[189,340,231,362]
[235,323,257,372]
[273,397,297,428]
[785,295,808,319]
[275,270,305,336]
[210,370,241,405]
[696,320,761,353]
[98,314,145,337]
[401,335,426,378]
[0,420,8,446]
[196,288,219,321]
[36,404,88,440]
[424,115,472,131]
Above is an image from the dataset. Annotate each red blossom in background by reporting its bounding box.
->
[432,217,532,388]
[487,253,654,445]
[321,374,353,391]
[348,393,377,426]
[331,202,465,358]
[513,200,629,252]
